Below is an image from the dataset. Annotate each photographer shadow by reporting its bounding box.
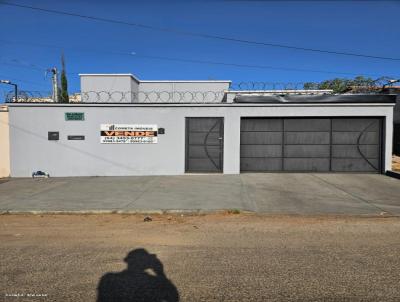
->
[97,248,179,302]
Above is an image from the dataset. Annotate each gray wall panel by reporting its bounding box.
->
[284,145,330,158]
[332,145,379,159]
[285,132,330,144]
[284,158,330,171]
[241,158,282,171]
[186,159,220,172]
[332,118,379,131]
[241,118,282,131]
[284,119,330,131]
[188,132,222,145]
[188,145,221,158]
[188,118,222,132]
[240,132,282,145]
[240,145,282,158]
[332,159,379,172]
[332,131,379,144]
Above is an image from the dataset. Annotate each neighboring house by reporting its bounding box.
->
[6,73,397,177]
[0,105,10,178]
[69,93,81,103]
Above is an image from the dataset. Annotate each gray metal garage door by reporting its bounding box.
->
[186,117,224,172]
[240,118,382,172]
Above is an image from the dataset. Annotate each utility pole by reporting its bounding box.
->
[49,67,59,102]
[0,80,18,102]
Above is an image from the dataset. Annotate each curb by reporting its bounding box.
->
[0,210,398,218]
[0,209,245,215]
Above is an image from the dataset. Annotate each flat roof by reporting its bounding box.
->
[79,74,231,83]
[79,73,140,82]
[140,80,232,83]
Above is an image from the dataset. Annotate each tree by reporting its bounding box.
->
[59,54,69,103]
[303,76,376,93]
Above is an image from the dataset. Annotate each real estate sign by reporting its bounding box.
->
[100,124,158,144]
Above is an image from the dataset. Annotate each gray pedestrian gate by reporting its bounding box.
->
[240,117,382,172]
[186,117,224,172]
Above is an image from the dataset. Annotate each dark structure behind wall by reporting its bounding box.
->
[394,124,400,155]
[384,87,400,155]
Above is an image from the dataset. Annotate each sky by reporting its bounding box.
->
[0,0,399,101]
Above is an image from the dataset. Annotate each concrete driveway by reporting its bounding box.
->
[0,173,399,215]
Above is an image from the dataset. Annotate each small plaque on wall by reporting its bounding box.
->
[48,132,59,141]
[65,112,85,121]
[68,135,85,140]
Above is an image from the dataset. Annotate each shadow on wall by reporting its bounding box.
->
[97,248,179,302]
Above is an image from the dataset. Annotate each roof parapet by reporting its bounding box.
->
[79,73,231,83]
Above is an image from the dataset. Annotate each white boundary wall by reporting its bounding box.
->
[8,103,394,177]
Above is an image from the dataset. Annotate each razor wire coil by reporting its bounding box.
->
[3,79,394,103]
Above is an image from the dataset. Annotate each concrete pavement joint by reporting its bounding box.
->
[25,181,68,198]
[239,175,258,212]
[120,176,160,209]
[309,174,393,215]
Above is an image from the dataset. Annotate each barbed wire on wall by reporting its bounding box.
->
[4,90,225,103]
[4,90,53,103]
[3,78,397,103]
[344,77,398,94]
[81,90,227,103]
[229,78,397,93]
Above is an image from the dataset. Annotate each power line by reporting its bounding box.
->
[0,62,75,75]
[0,40,388,77]
[135,54,381,77]
[0,61,43,72]
[0,74,49,88]
[0,55,77,75]
[1,1,400,62]
[0,40,126,58]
